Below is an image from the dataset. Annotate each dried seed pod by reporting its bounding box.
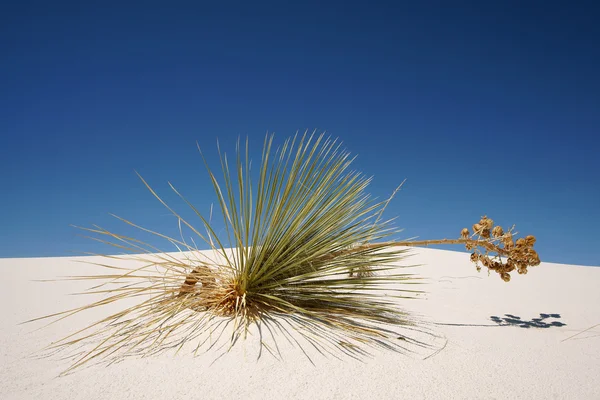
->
[472,223,483,234]
[465,242,475,250]
[480,257,492,267]
[461,228,470,239]
[492,226,504,238]
[470,252,479,262]
[525,235,536,247]
[515,238,526,248]
[507,263,517,273]
[480,216,494,229]
[504,239,514,250]
[500,272,511,282]
[517,267,528,275]
[515,261,527,271]
[525,248,538,258]
[529,254,541,266]
[513,253,526,265]
[480,228,491,239]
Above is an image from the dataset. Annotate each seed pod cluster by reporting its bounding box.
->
[461,216,540,282]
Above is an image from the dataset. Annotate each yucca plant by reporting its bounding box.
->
[29,132,540,375]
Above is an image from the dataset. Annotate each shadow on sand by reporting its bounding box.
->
[490,313,566,328]
[435,313,566,328]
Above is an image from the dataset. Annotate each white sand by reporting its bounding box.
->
[1,248,599,399]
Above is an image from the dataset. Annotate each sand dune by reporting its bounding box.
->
[1,247,598,399]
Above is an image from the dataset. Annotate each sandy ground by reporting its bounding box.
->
[1,247,599,400]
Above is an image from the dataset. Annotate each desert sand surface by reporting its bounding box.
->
[1,247,598,400]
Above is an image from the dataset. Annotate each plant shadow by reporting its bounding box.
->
[490,313,566,328]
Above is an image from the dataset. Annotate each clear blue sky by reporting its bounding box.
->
[1,1,598,266]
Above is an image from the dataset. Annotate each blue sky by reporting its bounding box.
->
[1,1,598,266]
